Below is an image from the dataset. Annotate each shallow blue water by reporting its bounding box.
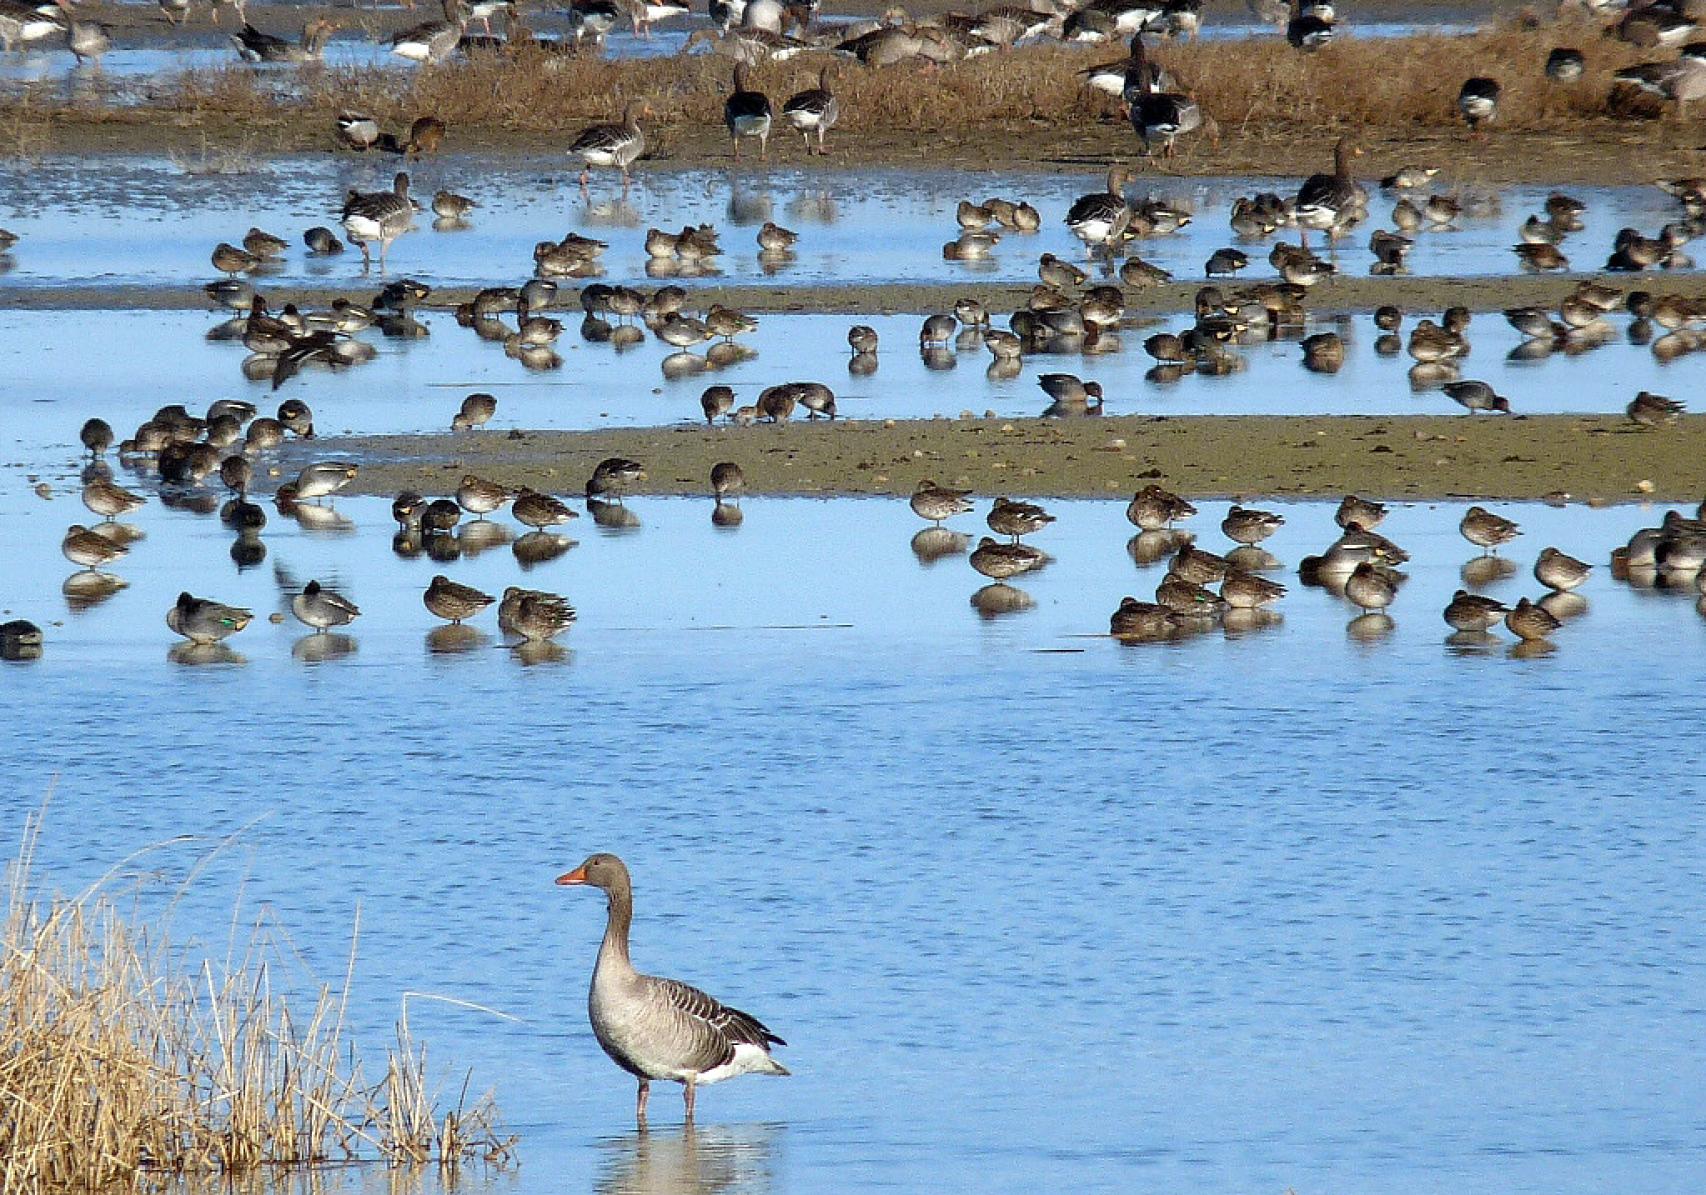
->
[2,463,1704,1193]
[0,305,1687,451]
[0,158,1684,291]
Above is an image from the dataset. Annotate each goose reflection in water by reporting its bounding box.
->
[581,198,643,229]
[597,1122,779,1195]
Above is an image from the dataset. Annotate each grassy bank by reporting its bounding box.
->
[2,21,1696,184]
[0,812,514,1190]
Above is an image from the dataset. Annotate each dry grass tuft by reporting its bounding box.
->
[0,812,514,1192]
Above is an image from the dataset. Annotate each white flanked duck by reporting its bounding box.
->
[557,853,789,1123]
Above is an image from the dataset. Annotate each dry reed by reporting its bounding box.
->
[0,811,514,1192]
[0,16,1670,145]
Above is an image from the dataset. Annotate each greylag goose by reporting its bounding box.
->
[1457,77,1500,137]
[1293,137,1360,247]
[725,63,774,161]
[570,101,649,193]
[341,172,416,268]
[624,0,690,37]
[1064,166,1134,257]
[0,0,65,52]
[232,18,335,63]
[1124,37,1200,159]
[557,853,788,1123]
[391,0,466,64]
[782,65,839,155]
[66,18,110,65]
[1285,0,1332,49]
[1546,47,1584,83]
[1615,54,1706,121]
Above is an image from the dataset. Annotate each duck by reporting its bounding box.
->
[391,0,466,64]
[432,190,476,221]
[1460,505,1520,554]
[453,392,498,431]
[62,524,126,570]
[1407,319,1466,362]
[970,536,1046,581]
[1335,494,1386,530]
[557,853,787,1124]
[1109,597,1184,639]
[1169,543,1231,585]
[82,478,146,521]
[1505,596,1560,642]
[1457,77,1500,137]
[1126,483,1195,530]
[231,17,335,63]
[1443,380,1511,414]
[781,64,838,155]
[281,461,356,504]
[502,589,577,641]
[1220,569,1286,609]
[1065,166,1134,258]
[1344,561,1397,614]
[569,101,651,192]
[1513,243,1568,272]
[986,497,1055,541]
[79,417,114,457]
[211,242,259,275]
[292,580,360,632]
[910,480,973,525]
[1534,546,1591,591]
[423,574,494,624]
[1628,390,1686,427]
[1443,589,1508,632]
[725,64,774,161]
[457,474,512,519]
[168,592,253,644]
[304,226,344,254]
[1036,373,1103,412]
[341,172,416,268]
[587,457,646,501]
[1221,504,1284,545]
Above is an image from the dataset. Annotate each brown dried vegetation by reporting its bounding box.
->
[0,813,513,1191]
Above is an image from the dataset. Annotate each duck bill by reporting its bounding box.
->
[556,865,589,886]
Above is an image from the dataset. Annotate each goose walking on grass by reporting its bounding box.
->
[725,64,774,161]
[569,101,650,193]
[558,853,788,1125]
[341,172,416,270]
[782,65,839,155]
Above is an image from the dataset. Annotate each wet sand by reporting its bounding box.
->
[1,274,1689,316]
[288,414,1706,504]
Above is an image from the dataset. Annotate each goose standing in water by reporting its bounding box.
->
[569,101,650,193]
[341,172,416,269]
[1293,137,1361,247]
[557,853,789,1124]
[1064,166,1134,258]
[726,64,774,161]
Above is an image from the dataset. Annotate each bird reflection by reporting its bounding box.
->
[581,198,643,228]
[712,500,743,529]
[920,347,956,372]
[596,1122,778,1195]
[757,249,796,275]
[514,530,578,567]
[589,498,642,531]
[63,569,127,612]
[458,520,513,557]
[1537,591,1588,621]
[513,640,570,667]
[970,582,1034,618]
[727,185,773,224]
[1222,608,1282,636]
[1226,545,1281,572]
[1509,639,1557,660]
[1461,555,1517,587]
[293,632,357,663]
[784,190,837,223]
[848,352,878,377]
[168,642,245,667]
[1126,530,1192,567]
[662,351,709,378]
[1444,629,1501,656]
[230,531,267,569]
[1346,612,1396,641]
[160,489,220,515]
[911,527,969,565]
[426,624,489,655]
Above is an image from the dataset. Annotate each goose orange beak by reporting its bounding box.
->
[556,865,588,885]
